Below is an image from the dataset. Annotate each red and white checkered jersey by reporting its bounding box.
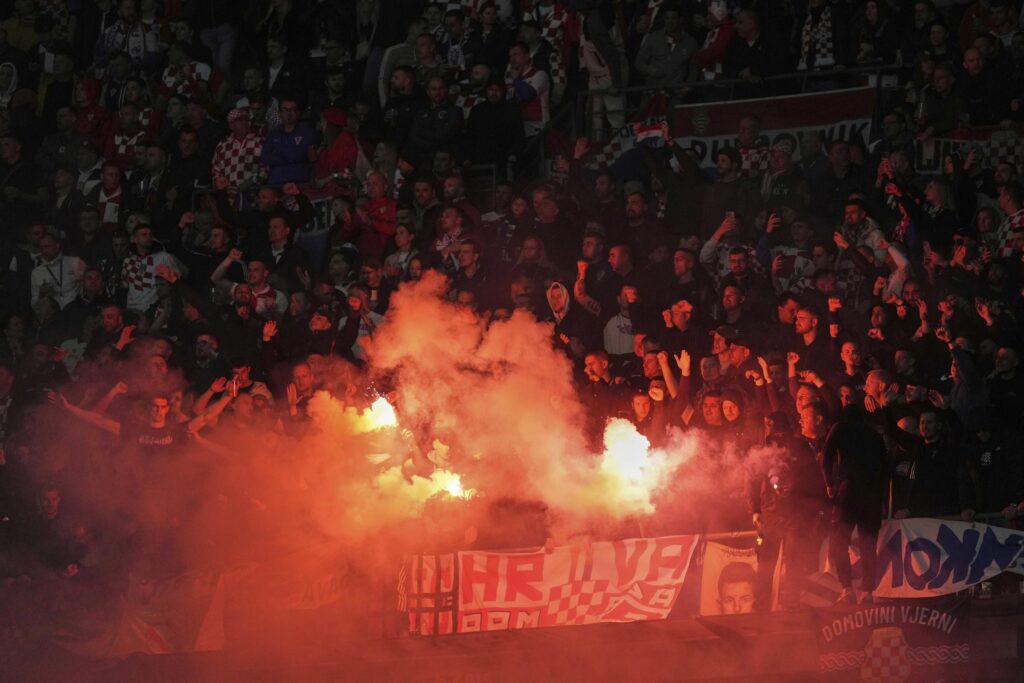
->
[121,250,179,312]
[212,133,266,188]
[996,209,1024,258]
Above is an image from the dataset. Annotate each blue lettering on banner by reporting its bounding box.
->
[968,526,1024,585]
[870,523,1024,592]
[928,525,980,589]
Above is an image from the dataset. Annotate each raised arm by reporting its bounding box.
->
[49,392,121,436]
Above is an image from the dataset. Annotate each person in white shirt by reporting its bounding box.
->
[121,224,183,312]
[31,233,86,309]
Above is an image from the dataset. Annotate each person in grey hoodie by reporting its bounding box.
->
[634,7,697,89]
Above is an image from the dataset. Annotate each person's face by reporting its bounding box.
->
[794,309,816,334]
[509,46,528,70]
[132,227,153,251]
[703,396,723,424]
[242,68,262,92]
[625,194,646,218]
[209,227,229,252]
[390,68,411,93]
[442,177,461,200]
[424,5,443,25]
[408,258,423,279]
[769,148,790,173]
[641,352,660,379]
[608,246,630,272]
[520,238,541,262]
[841,342,861,367]
[82,270,104,295]
[581,236,602,261]
[256,187,278,211]
[150,397,170,422]
[737,117,759,146]
[662,9,681,32]
[325,72,345,94]
[870,305,886,328]
[914,1,931,24]
[584,354,608,382]
[414,181,435,207]
[933,69,953,94]
[440,207,462,233]
[248,261,269,287]
[843,204,865,226]
[715,153,735,176]
[632,394,652,421]
[361,264,381,286]
[178,132,198,158]
[268,218,289,245]
[445,14,464,39]
[919,412,940,441]
[394,224,413,250]
[778,298,799,324]
[990,6,1008,25]
[673,250,693,277]
[728,252,748,276]
[416,35,435,60]
[722,286,742,311]
[229,115,250,137]
[40,489,60,519]
[722,399,741,422]
[427,78,447,105]
[548,285,565,312]
[701,357,720,381]
[266,40,285,62]
[799,406,820,437]
[929,23,947,47]
[289,292,309,317]
[716,581,757,618]
[480,5,497,25]
[119,0,137,21]
[829,143,850,168]
[293,364,314,393]
[894,350,914,375]
[964,49,983,76]
[901,281,922,304]
[38,236,60,261]
[101,165,121,190]
[280,101,299,126]
[670,300,693,328]
[485,82,505,104]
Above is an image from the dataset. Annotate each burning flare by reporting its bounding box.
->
[597,419,679,517]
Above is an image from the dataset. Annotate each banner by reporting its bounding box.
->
[824,519,1024,599]
[585,93,668,170]
[816,596,970,683]
[914,127,1024,174]
[672,87,877,169]
[700,541,758,615]
[408,534,700,635]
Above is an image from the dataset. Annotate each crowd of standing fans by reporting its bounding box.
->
[0,0,1023,614]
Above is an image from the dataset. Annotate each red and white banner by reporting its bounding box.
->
[913,126,1024,174]
[672,87,877,169]
[408,534,700,635]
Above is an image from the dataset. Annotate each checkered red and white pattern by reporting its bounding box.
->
[740,145,769,179]
[860,629,912,683]
[138,106,161,136]
[996,209,1024,258]
[161,61,224,100]
[121,253,159,294]
[212,133,266,189]
[107,129,146,169]
[544,580,610,625]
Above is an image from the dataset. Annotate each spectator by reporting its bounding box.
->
[261,98,317,186]
[634,7,697,89]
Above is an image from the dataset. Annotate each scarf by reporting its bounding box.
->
[798,6,834,71]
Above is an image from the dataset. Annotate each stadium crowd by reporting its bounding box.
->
[0,0,1023,616]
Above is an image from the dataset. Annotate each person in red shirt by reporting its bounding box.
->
[313,107,358,190]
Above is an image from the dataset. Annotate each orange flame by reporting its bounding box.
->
[597,419,676,517]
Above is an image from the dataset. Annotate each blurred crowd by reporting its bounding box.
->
[0,0,1022,615]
